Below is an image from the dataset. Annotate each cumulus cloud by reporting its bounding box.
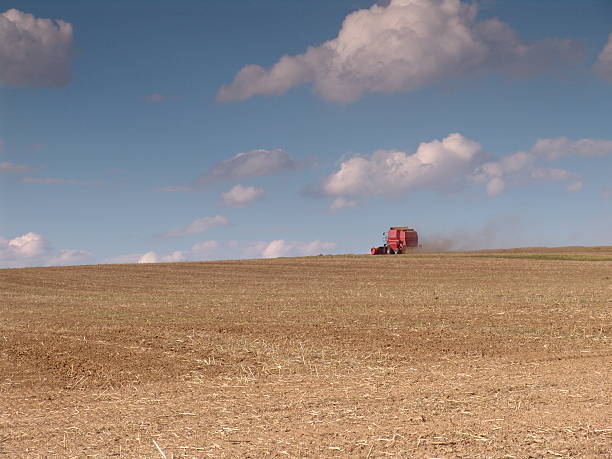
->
[109,239,334,264]
[137,251,158,264]
[221,184,264,207]
[5,232,50,258]
[319,133,606,200]
[594,32,612,82]
[0,232,91,268]
[329,197,357,212]
[473,153,578,197]
[109,241,220,265]
[260,240,336,258]
[472,136,612,196]
[0,9,73,87]
[138,251,186,264]
[261,240,288,258]
[198,149,298,185]
[218,0,581,103]
[160,215,229,238]
[322,133,484,197]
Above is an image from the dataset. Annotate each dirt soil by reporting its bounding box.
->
[1,248,611,457]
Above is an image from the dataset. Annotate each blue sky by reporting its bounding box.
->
[1,0,611,267]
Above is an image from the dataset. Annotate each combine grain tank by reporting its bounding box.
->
[371,227,418,255]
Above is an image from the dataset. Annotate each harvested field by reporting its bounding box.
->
[1,248,611,457]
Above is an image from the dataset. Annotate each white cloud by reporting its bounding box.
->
[48,249,92,266]
[113,241,220,265]
[322,133,484,197]
[160,215,229,238]
[260,239,336,258]
[261,240,288,258]
[320,133,607,200]
[594,32,612,82]
[221,184,264,207]
[299,240,337,256]
[0,232,91,268]
[329,197,357,212]
[0,9,73,87]
[198,149,297,185]
[529,137,612,160]
[528,168,577,181]
[472,150,579,197]
[160,148,300,192]
[6,232,50,258]
[138,251,159,264]
[162,251,187,262]
[238,241,269,259]
[0,161,33,173]
[138,251,187,264]
[485,177,505,197]
[109,238,334,264]
[105,253,142,264]
[218,0,581,103]
[472,136,612,196]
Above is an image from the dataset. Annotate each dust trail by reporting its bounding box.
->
[417,216,523,252]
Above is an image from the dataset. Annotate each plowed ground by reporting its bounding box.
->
[1,248,611,457]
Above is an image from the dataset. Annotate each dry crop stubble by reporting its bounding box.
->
[0,248,611,456]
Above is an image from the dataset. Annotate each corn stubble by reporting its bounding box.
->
[0,247,611,457]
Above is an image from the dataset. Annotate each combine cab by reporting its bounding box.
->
[371,227,418,255]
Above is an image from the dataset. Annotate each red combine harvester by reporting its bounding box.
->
[371,227,418,255]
